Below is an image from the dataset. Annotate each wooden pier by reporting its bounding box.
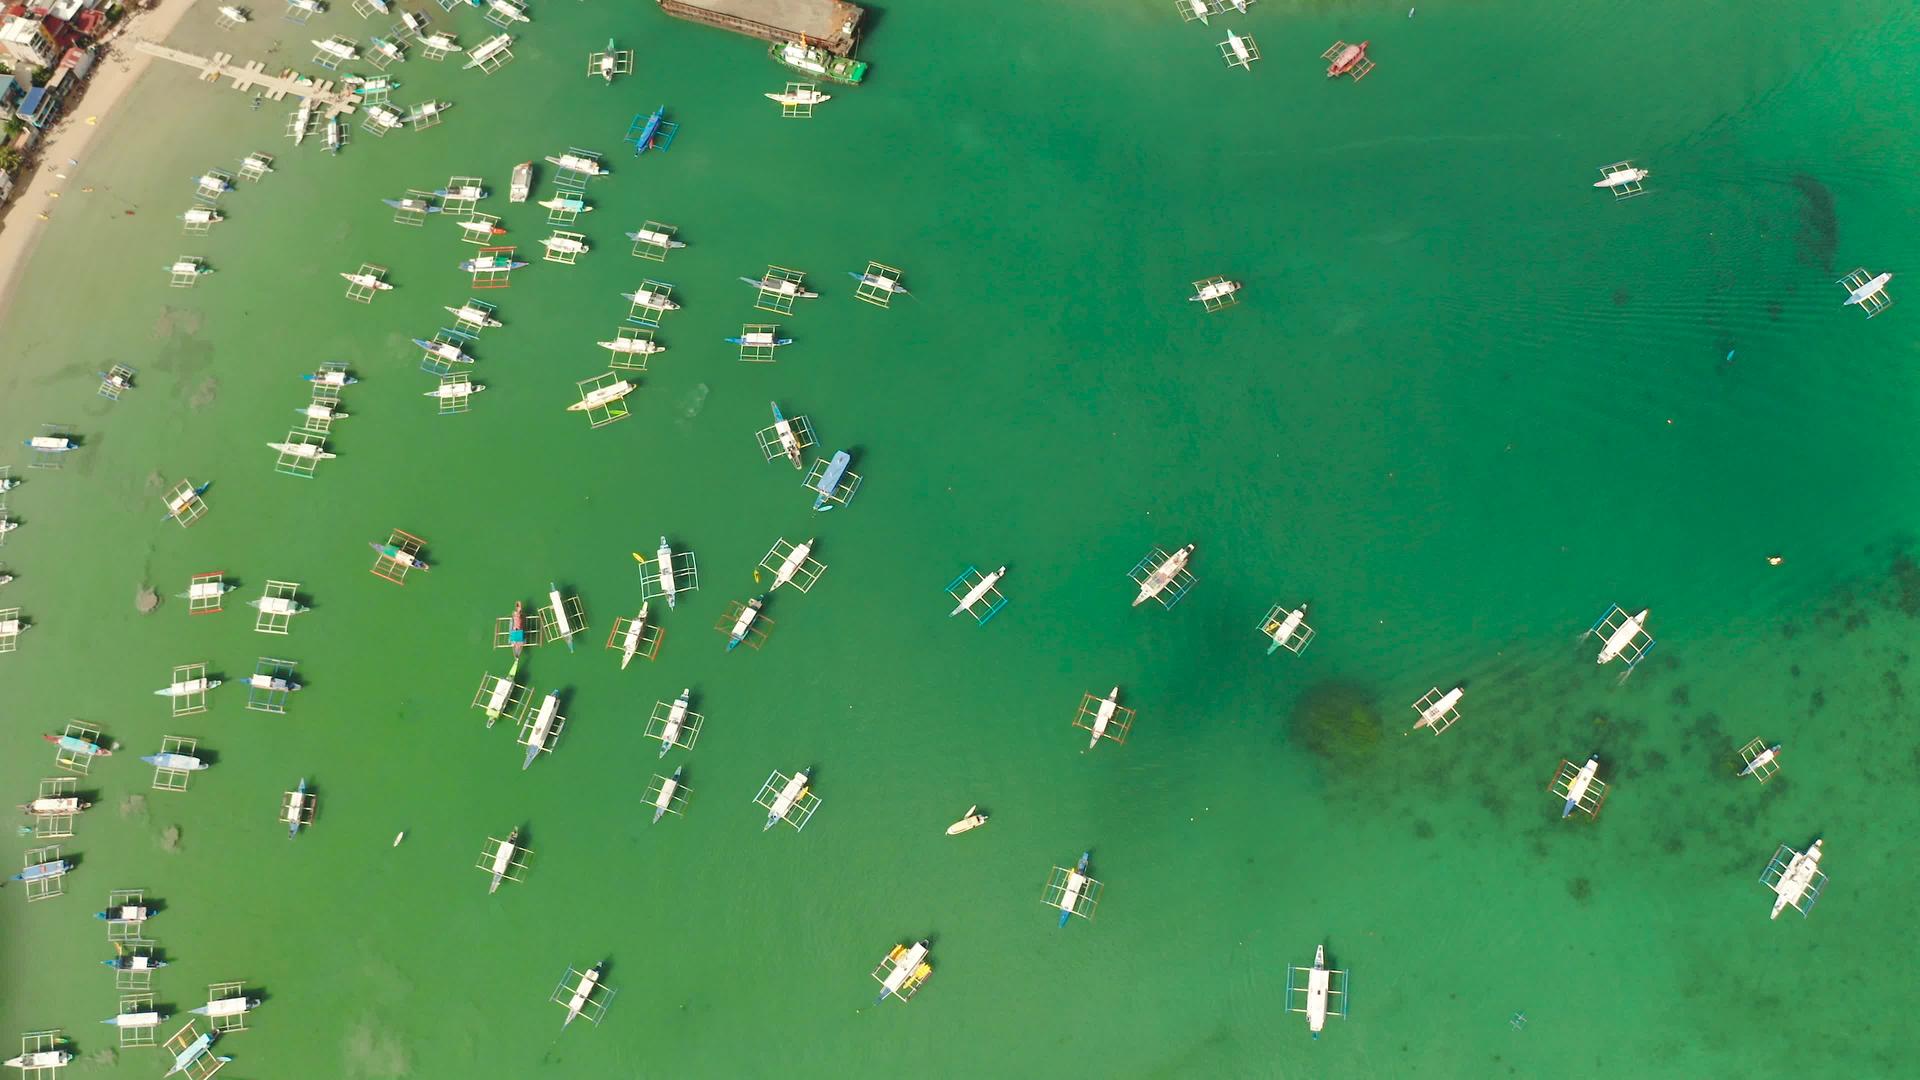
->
[134,40,359,118]
[656,0,863,56]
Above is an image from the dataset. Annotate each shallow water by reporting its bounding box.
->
[3,1,1919,1076]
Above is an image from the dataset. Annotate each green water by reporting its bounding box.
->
[4,1,1919,1075]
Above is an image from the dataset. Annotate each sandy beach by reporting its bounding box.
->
[0,0,198,322]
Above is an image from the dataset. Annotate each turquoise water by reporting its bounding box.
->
[3,1,1919,1076]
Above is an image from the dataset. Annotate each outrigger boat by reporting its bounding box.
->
[285,777,309,838]
[347,75,400,95]
[478,661,520,728]
[12,856,70,885]
[241,152,274,174]
[100,1007,165,1032]
[730,328,793,350]
[651,766,682,823]
[161,481,209,522]
[325,114,343,154]
[42,732,110,758]
[630,106,671,153]
[424,379,484,401]
[460,252,527,273]
[655,689,691,758]
[1298,944,1337,1038]
[165,259,213,281]
[192,993,261,1022]
[435,180,484,201]
[950,567,1007,617]
[1264,604,1308,654]
[848,266,907,299]
[249,670,302,695]
[313,38,358,62]
[762,769,811,830]
[1132,543,1195,607]
[771,38,867,86]
[372,38,405,65]
[1738,743,1783,779]
[194,172,232,196]
[99,367,136,394]
[765,85,831,108]
[1180,0,1211,24]
[143,750,209,774]
[464,34,513,71]
[1055,853,1091,928]
[768,402,806,467]
[292,98,313,145]
[177,578,235,605]
[0,613,28,639]
[383,194,438,214]
[505,600,531,657]
[408,100,452,125]
[812,451,851,511]
[400,10,428,36]
[286,0,322,14]
[163,1030,228,1077]
[1767,838,1825,919]
[725,597,765,652]
[250,589,308,620]
[4,1047,72,1070]
[545,581,576,652]
[365,104,405,132]
[412,337,474,365]
[544,152,606,176]
[102,952,165,972]
[740,273,817,301]
[1594,163,1651,191]
[628,227,684,251]
[617,602,651,670]
[369,538,429,573]
[420,32,459,55]
[0,473,16,491]
[1843,271,1894,310]
[509,161,533,202]
[21,792,91,817]
[597,38,618,83]
[457,218,508,239]
[25,435,77,455]
[268,439,334,463]
[558,964,603,1027]
[873,941,932,1004]
[566,379,635,415]
[340,270,392,293]
[541,233,590,257]
[156,673,221,699]
[96,902,151,925]
[523,693,561,768]
[598,336,664,356]
[767,538,815,590]
[1083,687,1123,749]
[1325,40,1371,78]
[1188,278,1241,306]
[654,536,678,608]
[622,284,678,311]
[488,0,529,23]
[181,206,223,227]
[303,367,357,386]
[1557,756,1601,818]
[446,303,503,328]
[218,5,249,22]
[945,805,988,836]
[538,194,591,214]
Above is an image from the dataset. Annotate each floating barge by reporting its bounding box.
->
[656,0,864,58]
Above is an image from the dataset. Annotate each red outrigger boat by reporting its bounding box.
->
[1323,40,1374,81]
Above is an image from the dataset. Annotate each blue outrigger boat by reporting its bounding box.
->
[1059,852,1090,928]
[625,106,678,156]
[12,856,70,885]
[812,451,851,511]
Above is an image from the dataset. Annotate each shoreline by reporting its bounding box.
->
[0,0,200,326]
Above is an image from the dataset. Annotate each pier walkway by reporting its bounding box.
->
[657,0,864,56]
[133,40,359,118]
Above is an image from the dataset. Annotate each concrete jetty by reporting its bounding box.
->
[134,40,359,117]
[656,0,864,56]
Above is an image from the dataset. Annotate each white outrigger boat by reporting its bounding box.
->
[163,1030,229,1077]
[1083,687,1123,748]
[1593,607,1652,665]
[848,266,908,298]
[1594,163,1650,190]
[541,233,589,257]
[456,217,507,240]
[1188,278,1241,306]
[286,0,323,14]
[544,151,606,176]
[1410,686,1464,734]
[1131,543,1195,607]
[399,10,427,35]
[181,206,223,227]
[651,767,682,823]
[950,566,1007,617]
[250,671,301,695]
[1738,742,1783,780]
[156,673,221,698]
[598,335,663,356]
[412,337,473,365]
[420,32,459,54]
[464,34,513,70]
[166,259,212,282]
[340,270,392,292]
[765,85,831,108]
[655,688,692,758]
[1289,944,1347,1039]
[22,792,91,818]
[558,964,602,1027]
[739,273,816,301]
[762,769,811,830]
[617,602,651,669]
[424,379,484,401]
[101,1007,165,1032]
[488,0,530,23]
[1842,270,1894,310]
[4,1047,72,1070]
[266,439,334,463]
[325,114,343,154]
[192,991,261,1022]
[194,172,231,197]
[218,5,249,23]
[544,582,578,652]
[768,401,805,467]
[177,577,235,604]
[372,37,405,65]
[767,538,815,590]
[25,435,77,454]
[142,749,208,773]
[625,226,684,252]
[434,181,485,201]
[446,303,503,328]
[365,103,405,132]
[313,38,358,62]
[872,940,932,1005]
[945,805,988,835]
[304,366,357,387]
[538,194,590,214]
[162,482,210,523]
[724,597,765,652]
[655,536,679,608]
[509,161,533,202]
[622,284,677,311]
[522,692,561,769]
[566,378,634,415]
[408,100,452,125]
[1556,755,1602,818]
[241,152,274,174]
[1764,838,1826,919]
